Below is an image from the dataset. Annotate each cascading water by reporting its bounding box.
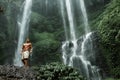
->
[65,0,78,67]
[79,0,90,33]
[14,0,32,66]
[60,0,101,80]
[59,0,68,65]
[59,0,68,41]
[45,0,48,14]
[78,0,101,79]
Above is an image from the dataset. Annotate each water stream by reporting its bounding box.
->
[14,0,32,66]
[60,0,101,80]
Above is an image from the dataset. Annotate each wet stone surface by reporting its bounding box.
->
[0,65,36,80]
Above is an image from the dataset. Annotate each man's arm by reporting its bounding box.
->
[29,43,32,53]
[21,45,24,54]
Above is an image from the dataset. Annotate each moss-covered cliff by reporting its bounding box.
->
[96,0,120,78]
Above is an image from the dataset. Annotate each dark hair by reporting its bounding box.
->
[26,38,30,43]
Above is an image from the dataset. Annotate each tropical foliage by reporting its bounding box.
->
[33,62,84,80]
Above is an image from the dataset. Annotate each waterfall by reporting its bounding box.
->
[59,0,68,65]
[59,0,68,40]
[60,0,101,80]
[79,0,90,33]
[45,0,48,14]
[14,0,32,66]
[78,0,101,79]
[65,0,76,41]
[65,0,79,67]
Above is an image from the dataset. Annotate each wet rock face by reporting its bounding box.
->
[0,65,36,80]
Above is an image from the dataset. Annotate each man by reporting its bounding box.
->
[21,38,32,67]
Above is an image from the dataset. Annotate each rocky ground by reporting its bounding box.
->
[0,65,36,80]
[0,63,85,80]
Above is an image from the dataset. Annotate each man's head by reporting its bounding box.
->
[26,38,30,43]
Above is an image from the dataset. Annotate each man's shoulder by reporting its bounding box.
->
[28,42,32,45]
[24,43,32,45]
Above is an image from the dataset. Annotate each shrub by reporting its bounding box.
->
[33,62,85,80]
